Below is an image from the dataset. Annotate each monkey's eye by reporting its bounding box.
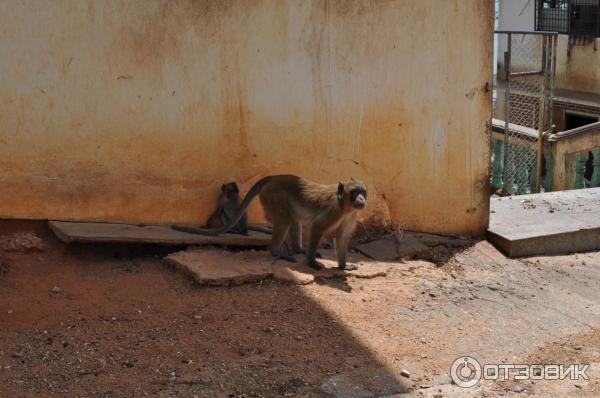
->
[350,190,366,201]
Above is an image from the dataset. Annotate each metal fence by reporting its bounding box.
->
[535,0,600,36]
[494,31,557,195]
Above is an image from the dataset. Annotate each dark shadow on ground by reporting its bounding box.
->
[0,220,409,397]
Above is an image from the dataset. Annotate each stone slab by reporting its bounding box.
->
[487,187,600,257]
[304,256,388,280]
[356,235,429,261]
[49,221,271,247]
[165,248,389,286]
[403,231,474,248]
[165,249,274,286]
[272,265,316,285]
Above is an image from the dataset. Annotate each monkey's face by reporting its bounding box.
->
[222,182,240,199]
[340,179,367,210]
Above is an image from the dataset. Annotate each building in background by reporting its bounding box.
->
[497,0,600,129]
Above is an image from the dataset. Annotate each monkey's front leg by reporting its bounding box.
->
[335,229,358,271]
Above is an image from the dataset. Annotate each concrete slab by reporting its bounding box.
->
[165,249,274,286]
[356,235,429,261]
[164,248,389,286]
[48,221,271,247]
[312,257,389,280]
[272,265,316,285]
[403,231,474,248]
[487,188,600,257]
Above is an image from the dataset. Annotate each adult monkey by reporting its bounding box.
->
[172,175,367,271]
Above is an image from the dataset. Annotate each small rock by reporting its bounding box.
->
[575,384,582,389]
[420,384,432,389]
[428,290,438,298]
[1,233,46,253]
[400,369,411,378]
[51,286,62,293]
[513,385,525,393]
[574,346,582,351]
[262,326,275,334]
[7,310,13,315]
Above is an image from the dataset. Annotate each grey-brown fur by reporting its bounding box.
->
[173,175,367,270]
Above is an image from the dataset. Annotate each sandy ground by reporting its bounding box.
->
[1,221,600,397]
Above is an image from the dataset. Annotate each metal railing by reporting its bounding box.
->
[493,31,557,195]
[535,0,600,37]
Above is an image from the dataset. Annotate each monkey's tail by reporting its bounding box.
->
[172,176,272,236]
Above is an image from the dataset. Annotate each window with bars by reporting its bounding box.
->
[535,0,600,36]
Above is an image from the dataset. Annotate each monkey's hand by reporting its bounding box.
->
[339,263,358,271]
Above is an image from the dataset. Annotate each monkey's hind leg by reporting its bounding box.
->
[289,221,305,254]
[289,221,322,258]
[269,223,297,263]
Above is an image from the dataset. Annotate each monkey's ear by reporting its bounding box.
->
[221,184,227,191]
[337,182,344,201]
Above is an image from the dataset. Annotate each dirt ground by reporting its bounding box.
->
[1,221,600,397]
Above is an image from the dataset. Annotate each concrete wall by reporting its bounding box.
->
[0,0,493,236]
[498,0,535,31]
[555,36,600,92]
[496,0,600,92]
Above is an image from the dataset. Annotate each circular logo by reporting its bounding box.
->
[450,356,482,388]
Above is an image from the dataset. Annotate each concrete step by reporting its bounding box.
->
[487,188,600,257]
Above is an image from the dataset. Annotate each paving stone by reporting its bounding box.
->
[404,231,474,248]
[356,238,400,261]
[320,367,410,397]
[356,236,428,261]
[165,248,388,286]
[315,258,389,279]
[164,249,274,286]
[272,265,315,285]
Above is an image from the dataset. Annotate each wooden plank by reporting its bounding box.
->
[48,221,271,246]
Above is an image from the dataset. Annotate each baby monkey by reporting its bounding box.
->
[173,175,367,271]
[205,182,249,235]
